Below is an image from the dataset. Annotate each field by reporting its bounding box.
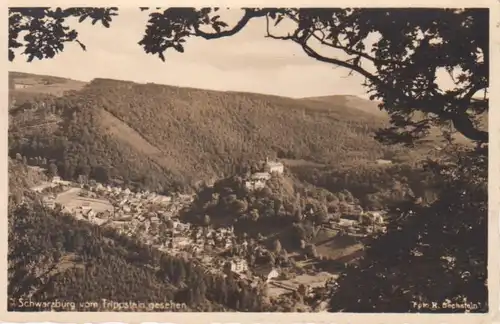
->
[55,188,114,217]
[315,233,364,260]
[9,71,87,97]
[268,272,338,298]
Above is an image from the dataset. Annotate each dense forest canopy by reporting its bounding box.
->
[9,74,414,193]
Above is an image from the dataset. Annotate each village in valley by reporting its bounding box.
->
[29,157,387,310]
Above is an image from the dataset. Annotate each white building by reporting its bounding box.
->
[266,268,279,282]
[339,218,357,227]
[251,172,271,181]
[160,196,172,204]
[245,171,272,191]
[376,159,393,165]
[230,259,249,274]
[264,158,284,174]
[245,180,266,191]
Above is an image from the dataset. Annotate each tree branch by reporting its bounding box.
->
[446,112,488,143]
[299,39,379,85]
[265,15,296,41]
[193,9,267,40]
[296,32,487,144]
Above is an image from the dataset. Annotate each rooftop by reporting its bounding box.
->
[266,161,283,166]
[251,172,271,180]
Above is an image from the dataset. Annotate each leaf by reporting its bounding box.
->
[274,15,284,26]
[102,20,110,28]
[76,40,87,51]
[78,14,88,23]
[173,44,184,53]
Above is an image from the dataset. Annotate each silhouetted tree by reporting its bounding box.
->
[329,146,487,312]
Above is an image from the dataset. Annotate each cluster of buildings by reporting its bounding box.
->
[326,209,387,236]
[160,224,238,258]
[36,176,268,280]
[42,194,56,208]
[245,158,285,190]
[32,162,390,300]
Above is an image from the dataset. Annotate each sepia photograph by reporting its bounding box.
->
[7,6,489,315]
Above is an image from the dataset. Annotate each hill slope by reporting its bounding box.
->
[8,72,429,192]
[80,78,404,177]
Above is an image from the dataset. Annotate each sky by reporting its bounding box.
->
[8,8,371,98]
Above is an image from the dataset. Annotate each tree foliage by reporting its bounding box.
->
[329,146,488,312]
[9,7,118,62]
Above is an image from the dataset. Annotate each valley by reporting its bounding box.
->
[7,71,477,312]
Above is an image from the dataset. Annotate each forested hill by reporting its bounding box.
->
[82,77,405,173]
[9,72,420,193]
